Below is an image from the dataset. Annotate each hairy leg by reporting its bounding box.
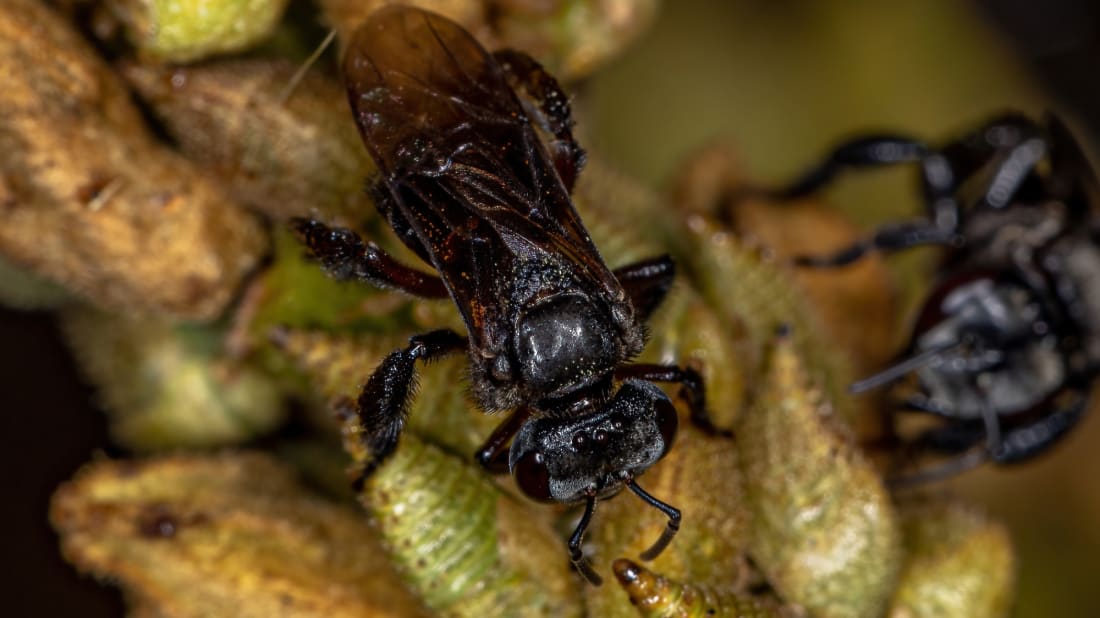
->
[292,218,448,298]
[350,329,467,485]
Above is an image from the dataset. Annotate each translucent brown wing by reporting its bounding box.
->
[343,6,623,350]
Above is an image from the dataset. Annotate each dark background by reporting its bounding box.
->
[1,312,124,616]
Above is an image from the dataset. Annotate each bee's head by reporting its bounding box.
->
[508,379,677,503]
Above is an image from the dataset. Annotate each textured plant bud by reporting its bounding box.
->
[675,213,859,426]
[570,159,749,430]
[247,231,438,340]
[321,0,484,49]
[888,498,1016,618]
[258,228,490,450]
[349,428,582,617]
[573,156,856,427]
[639,284,748,431]
[494,0,659,80]
[0,253,71,310]
[269,323,500,458]
[573,163,755,427]
[0,0,266,320]
[61,307,285,450]
[318,0,657,80]
[51,452,429,618]
[612,559,779,618]
[586,424,751,617]
[738,331,901,618]
[573,158,667,267]
[270,326,405,402]
[106,0,291,62]
[121,59,374,223]
[671,143,901,376]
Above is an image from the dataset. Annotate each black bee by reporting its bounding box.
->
[292,5,709,584]
[752,113,1098,484]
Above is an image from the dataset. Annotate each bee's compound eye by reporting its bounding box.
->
[655,397,678,457]
[514,450,553,502]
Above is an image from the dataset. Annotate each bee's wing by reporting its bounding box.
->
[345,6,623,349]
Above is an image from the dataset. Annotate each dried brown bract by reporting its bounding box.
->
[51,452,429,618]
[122,59,374,223]
[0,0,266,320]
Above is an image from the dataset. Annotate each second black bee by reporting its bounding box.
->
[757,113,1098,483]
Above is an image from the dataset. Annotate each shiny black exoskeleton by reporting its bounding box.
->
[754,113,1099,483]
[292,6,707,584]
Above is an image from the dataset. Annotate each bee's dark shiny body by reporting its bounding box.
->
[293,5,706,583]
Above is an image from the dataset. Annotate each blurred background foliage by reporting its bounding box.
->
[586,1,1100,616]
[4,0,1100,616]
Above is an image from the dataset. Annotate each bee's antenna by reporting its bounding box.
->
[850,340,964,394]
[627,480,681,561]
[569,495,602,585]
[276,29,338,105]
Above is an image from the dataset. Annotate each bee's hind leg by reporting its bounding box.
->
[291,218,449,298]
